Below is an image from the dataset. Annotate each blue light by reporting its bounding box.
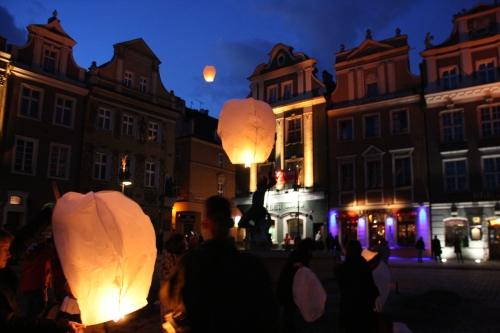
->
[328,210,338,236]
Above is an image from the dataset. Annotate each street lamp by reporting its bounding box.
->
[119,155,132,193]
[293,167,300,240]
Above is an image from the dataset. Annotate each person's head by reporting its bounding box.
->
[203,196,234,239]
[166,233,188,255]
[345,239,363,258]
[0,229,14,269]
[434,235,437,239]
[297,237,316,254]
[256,176,268,189]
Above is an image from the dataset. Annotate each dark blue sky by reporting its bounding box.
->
[1,0,480,118]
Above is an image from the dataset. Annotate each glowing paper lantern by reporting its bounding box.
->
[203,65,216,82]
[217,98,275,167]
[52,191,156,325]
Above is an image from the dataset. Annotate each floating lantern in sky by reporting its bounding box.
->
[203,65,216,82]
[52,191,157,325]
[217,98,275,167]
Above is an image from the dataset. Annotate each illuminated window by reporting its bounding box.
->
[443,159,468,191]
[13,136,38,175]
[441,110,464,141]
[442,67,458,90]
[43,49,56,73]
[148,121,160,142]
[54,96,74,127]
[140,76,148,93]
[391,109,409,134]
[364,114,380,138]
[98,108,112,131]
[19,85,43,119]
[93,152,109,181]
[49,143,70,179]
[124,71,134,88]
[479,105,500,137]
[483,156,500,189]
[477,60,495,84]
[286,117,302,144]
[122,114,135,136]
[145,161,158,187]
[268,85,277,103]
[338,118,353,141]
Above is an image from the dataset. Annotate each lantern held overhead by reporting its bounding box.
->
[52,191,157,325]
[203,65,216,82]
[217,98,275,167]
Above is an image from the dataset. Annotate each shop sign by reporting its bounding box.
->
[177,211,196,222]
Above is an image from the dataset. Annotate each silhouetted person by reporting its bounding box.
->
[431,235,442,262]
[415,236,425,263]
[375,238,390,264]
[453,235,464,263]
[336,240,379,333]
[159,196,279,333]
[325,232,334,252]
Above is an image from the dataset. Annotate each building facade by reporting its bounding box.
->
[81,38,183,231]
[172,108,236,239]
[421,2,500,260]
[0,13,87,229]
[234,43,330,249]
[327,29,428,254]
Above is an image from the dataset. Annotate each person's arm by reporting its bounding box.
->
[159,260,190,333]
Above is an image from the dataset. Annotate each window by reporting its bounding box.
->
[93,152,109,181]
[483,156,500,189]
[218,153,224,168]
[173,177,180,197]
[442,67,458,90]
[391,109,409,134]
[366,160,382,189]
[478,60,495,84]
[444,159,467,191]
[19,85,42,119]
[54,96,74,127]
[98,108,112,131]
[12,136,38,175]
[49,143,70,179]
[148,121,160,142]
[442,110,464,141]
[366,83,378,98]
[43,49,56,73]
[287,117,302,144]
[218,183,224,197]
[479,105,500,137]
[145,161,158,187]
[338,118,353,141]
[140,76,148,93]
[124,71,134,88]
[268,85,277,103]
[122,114,135,136]
[339,162,354,191]
[364,114,380,137]
[282,81,292,100]
[394,157,412,187]
[175,147,181,163]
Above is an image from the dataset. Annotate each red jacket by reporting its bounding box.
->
[20,243,55,292]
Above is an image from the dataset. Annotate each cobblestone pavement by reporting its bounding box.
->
[12,256,500,333]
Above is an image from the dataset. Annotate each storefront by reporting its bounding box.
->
[233,190,327,250]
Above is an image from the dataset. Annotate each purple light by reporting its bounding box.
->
[328,210,338,237]
[358,217,367,248]
[417,206,430,244]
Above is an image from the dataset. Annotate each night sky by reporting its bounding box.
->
[1,0,481,118]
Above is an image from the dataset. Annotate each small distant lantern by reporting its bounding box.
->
[217,98,275,167]
[203,65,216,82]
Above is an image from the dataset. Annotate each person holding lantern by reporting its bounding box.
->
[0,207,85,333]
[159,195,279,333]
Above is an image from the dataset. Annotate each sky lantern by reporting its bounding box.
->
[203,65,216,82]
[217,98,275,167]
[51,191,157,325]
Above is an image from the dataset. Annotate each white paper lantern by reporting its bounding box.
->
[203,65,216,82]
[217,98,275,167]
[52,191,157,325]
